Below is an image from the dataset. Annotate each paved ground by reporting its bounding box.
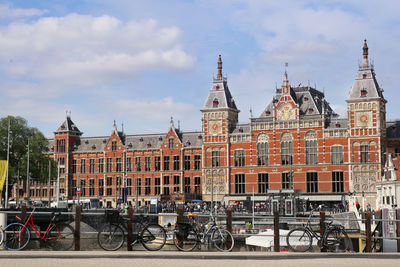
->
[1,251,400,267]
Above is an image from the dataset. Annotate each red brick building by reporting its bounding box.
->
[13,41,400,210]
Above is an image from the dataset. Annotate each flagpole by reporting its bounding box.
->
[5,118,10,209]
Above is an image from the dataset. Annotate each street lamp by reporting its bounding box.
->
[5,118,11,209]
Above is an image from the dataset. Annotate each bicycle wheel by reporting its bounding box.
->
[46,223,75,250]
[140,224,166,251]
[325,227,352,252]
[3,222,31,251]
[212,228,234,252]
[173,224,198,251]
[98,223,125,251]
[286,228,313,252]
[0,227,4,246]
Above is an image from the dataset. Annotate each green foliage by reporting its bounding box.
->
[0,116,57,184]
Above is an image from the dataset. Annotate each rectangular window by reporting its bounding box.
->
[145,157,151,171]
[89,159,95,173]
[72,179,77,197]
[112,141,117,152]
[257,142,268,166]
[116,158,122,172]
[80,179,86,196]
[282,172,293,189]
[126,157,132,172]
[234,150,245,167]
[173,175,180,193]
[72,160,77,174]
[235,174,245,194]
[106,158,112,172]
[306,172,318,193]
[98,158,104,173]
[89,179,95,196]
[332,171,344,193]
[184,177,191,193]
[127,178,132,195]
[80,159,86,174]
[281,141,293,165]
[136,178,141,195]
[106,177,113,186]
[154,177,161,195]
[56,139,66,153]
[135,157,142,171]
[360,145,369,163]
[163,175,170,195]
[194,155,201,170]
[145,178,151,195]
[212,151,220,167]
[168,138,174,149]
[194,176,201,194]
[98,179,104,196]
[258,173,268,194]
[306,140,318,165]
[163,156,170,171]
[184,155,191,170]
[331,146,344,164]
[154,156,161,171]
[173,155,180,170]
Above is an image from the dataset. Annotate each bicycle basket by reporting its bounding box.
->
[104,210,121,223]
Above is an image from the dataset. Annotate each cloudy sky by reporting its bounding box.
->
[0,0,399,137]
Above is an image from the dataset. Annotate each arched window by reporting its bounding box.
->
[305,131,318,165]
[257,134,269,166]
[213,98,219,108]
[281,133,293,165]
[360,142,370,163]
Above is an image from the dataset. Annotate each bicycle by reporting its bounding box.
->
[173,212,234,252]
[286,211,352,252]
[0,225,4,246]
[2,208,74,251]
[97,210,166,251]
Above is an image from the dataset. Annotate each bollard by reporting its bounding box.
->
[320,211,326,252]
[226,209,232,249]
[74,205,81,251]
[273,210,279,252]
[396,209,400,253]
[127,207,133,251]
[365,212,372,253]
[176,207,184,249]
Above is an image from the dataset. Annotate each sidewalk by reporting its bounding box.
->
[1,251,400,260]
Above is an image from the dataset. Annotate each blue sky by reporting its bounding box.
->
[0,0,399,137]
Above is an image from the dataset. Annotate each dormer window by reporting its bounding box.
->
[85,140,89,144]
[361,88,367,97]
[198,135,202,139]
[92,144,96,150]
[363,73,367,79]
[215,85,220,90]
[335,124,340,128]
[128,143,133,148]
[139,137,143,142]
[308,108,314,113]
[304,97,308,101]
[186,140,191,146]
[103,139,107,144]
[239,128,243,133]
[213,98,219,108]
[158,137,163,141]
[147,143,151,148]
[273,99,278,104]
[168,138,174,149]
[111,141,117,151]
[265,111,271,116]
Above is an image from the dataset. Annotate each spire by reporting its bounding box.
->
[282,69,289,88]
[170,116,174,129]
[113,120,117,132]
[363,39,369,67]
[217,55,223,79]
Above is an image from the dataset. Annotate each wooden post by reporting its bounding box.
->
[365,212,372,253]
[74,205,81,251]
[273,210,280,252]
[127,207,133,251]
[226,209,232,249]
[177,207,184,223]
[396,209,400,253]
[320,211,326,252]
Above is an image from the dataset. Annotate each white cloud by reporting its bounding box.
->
[114,97,196,122]
[0,4,47,18]
[0,14,195,87]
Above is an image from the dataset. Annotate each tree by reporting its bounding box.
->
[0,116,57,196]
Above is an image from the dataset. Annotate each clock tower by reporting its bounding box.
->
[347,40,386,209]
[201,55,239,201]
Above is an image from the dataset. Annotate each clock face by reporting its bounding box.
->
[355,111,372,127]
[208,121,222,135]
[278,104,295,120]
